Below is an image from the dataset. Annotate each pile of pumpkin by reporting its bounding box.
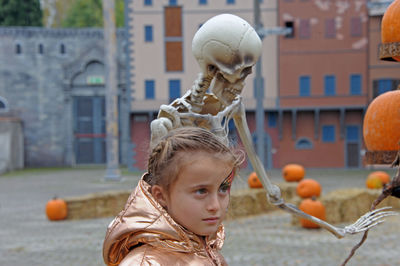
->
[365,170,391,189]
[248,163,326,229]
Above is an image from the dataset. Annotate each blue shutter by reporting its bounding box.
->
[350,74,361,95]
[268,112,277,127]
[169,0,177,5]
[322,125,335,142]
[199,0,207,4]
[169,80,181,102]
[324,75,336,96]
[145,25,153,42]
[227,0,235,4]
[299,76,310,96]
[378,79,392,95]
[145,80,155,99]
[346,126,359,142]
[144,0,152,5]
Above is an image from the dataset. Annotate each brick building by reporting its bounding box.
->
[126,0,400,170]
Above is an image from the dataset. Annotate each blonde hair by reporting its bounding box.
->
[145,127,243,189]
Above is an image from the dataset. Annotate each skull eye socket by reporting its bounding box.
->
[240,67,252,79]
[207,64,217,75]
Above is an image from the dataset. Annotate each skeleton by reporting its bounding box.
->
[150,14,396,239]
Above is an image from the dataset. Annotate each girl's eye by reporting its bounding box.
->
[195,188,207,195]
[219,184,230,193]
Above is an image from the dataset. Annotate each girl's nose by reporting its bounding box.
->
[206,193,220,212]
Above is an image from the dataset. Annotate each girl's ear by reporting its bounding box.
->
[151,185,168,209]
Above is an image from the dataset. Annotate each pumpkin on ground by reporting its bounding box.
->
[381,0,400,61]
[368,171,390,185]
[366,174,384,189]
[363,90,400,152]
[298,197,326,229]
[46,197,68,221]
[247,172,263,188]
[282,164,305,182]
[296,178,322,198]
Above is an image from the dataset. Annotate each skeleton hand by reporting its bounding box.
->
[340,207,398,237]
[279,204,397,238]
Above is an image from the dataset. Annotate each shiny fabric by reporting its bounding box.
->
[103,175,227,266]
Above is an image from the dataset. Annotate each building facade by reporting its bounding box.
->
[1,0,399,170]
[0,28,130,167]
[126,0,400,170]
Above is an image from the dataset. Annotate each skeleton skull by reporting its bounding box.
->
[192,14,262,105]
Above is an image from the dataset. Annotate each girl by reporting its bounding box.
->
[103,127,243,265]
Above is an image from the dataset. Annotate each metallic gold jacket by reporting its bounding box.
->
[103,176,227,266]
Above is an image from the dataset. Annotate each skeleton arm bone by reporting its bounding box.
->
[232,102,397,238]
[232,102,282,204]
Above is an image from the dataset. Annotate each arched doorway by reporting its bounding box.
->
[71,61,106,164]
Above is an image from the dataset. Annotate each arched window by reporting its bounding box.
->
[38,43,44,54]
[60,43,66,54]
[295,137,313,150]
[0,96,9,112]
[15,43,22,54]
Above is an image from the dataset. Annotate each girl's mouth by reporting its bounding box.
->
[203,217,219,224]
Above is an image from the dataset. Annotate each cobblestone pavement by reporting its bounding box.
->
[0,168,399,266]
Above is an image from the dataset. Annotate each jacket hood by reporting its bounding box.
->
[103,175,225,265]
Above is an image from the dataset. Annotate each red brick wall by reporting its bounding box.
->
[130,114,151,170]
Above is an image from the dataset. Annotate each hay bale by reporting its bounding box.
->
[65,190,131,220]
[291,188,400,226]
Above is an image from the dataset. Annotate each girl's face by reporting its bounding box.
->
[153,151,234,237]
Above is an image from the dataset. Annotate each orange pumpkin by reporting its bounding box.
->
[46,197,68,221]
[368,171,390,185]
[366,174,384,189]
[381,0,400,62]
[282,164,305,182]
[299,197,326,229]
[247,172,263,188]
[363,90,400,152]
[296,178,322,198]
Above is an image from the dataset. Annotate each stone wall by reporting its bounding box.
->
[0,27,127,166]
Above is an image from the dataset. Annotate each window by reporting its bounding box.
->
[299,19,310,39]
[145,80,155,99]
[284,21,294,38]
[322,125,335,142]
[377,79,392,95]
[351,17,362,37]
[350,74,362,95]
[15,44,22,54]
[268,112,277,127]
[324,75,336,96]
[144,0,152,5]
[169,0,177,5]
[346,126,359,142]
[296,138,313,149]
[145,25,153,42]
[169,79,181,102]
[38,44,44,54]
[227,0,235,4]
[199,0,207,4]
[60,43,66,54]
[299,76,311,96]
[325,18,336,38]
